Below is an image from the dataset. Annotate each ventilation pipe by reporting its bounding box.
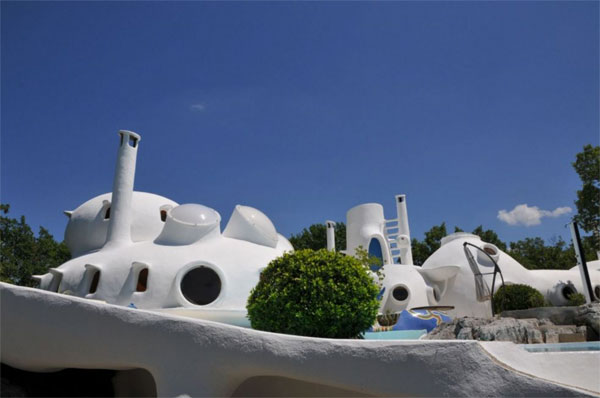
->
[394,194,413,265]
[105,130,140,247]
[326,220,336,251]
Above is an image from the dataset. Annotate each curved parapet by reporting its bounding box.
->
[1,283,595,397]
[154,204,221,246]
[346,203,390,265]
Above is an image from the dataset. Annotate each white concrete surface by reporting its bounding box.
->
[1,283,595,397]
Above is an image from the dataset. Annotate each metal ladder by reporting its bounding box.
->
[384,218,402,264]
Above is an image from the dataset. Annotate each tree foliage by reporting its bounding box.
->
[0,204,71,287]
[247,249,379,338]
[411,222,447,265]
[289,222,346,252]
[572,144,600,252]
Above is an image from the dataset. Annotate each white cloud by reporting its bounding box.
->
[190,103,205,112]
[497,204,572,227]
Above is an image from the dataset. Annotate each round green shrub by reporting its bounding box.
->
[493,284,546,313]
[247,249,380,338]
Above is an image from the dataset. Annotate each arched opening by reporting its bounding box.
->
[89,270,100,294]
[104,207,111,219]
[367,238,384,272]
[562,285,577,300]
[160,210,167,222]
[232,375,373,397]
[136,268,149,292]
[180,266,221,305]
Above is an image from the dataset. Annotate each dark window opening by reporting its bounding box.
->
[595,286,600,301]
[180,267,221,305]
[562,285,577,300]
[160,210,167,222]
[393,286,409,301]
[136,269,149,292]
[484,246,497,256]
[104,207,111,219]
[89,270,100,294]
[128,136,138,148]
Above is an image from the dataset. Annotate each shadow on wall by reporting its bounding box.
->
[232,375,374,397]
[0,364,156,397]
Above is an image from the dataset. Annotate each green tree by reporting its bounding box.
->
[0,204,70,287]
[411,222,447,265]
[289,222,346,252]
[572,144,600,252]
[472,225,507,251]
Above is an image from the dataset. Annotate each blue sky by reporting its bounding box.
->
[1,2,598,247]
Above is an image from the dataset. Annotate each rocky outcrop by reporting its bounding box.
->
[500,302,600,340]
[424,317,549,343]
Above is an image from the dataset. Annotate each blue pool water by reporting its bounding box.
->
[522,342,600,352]
[364,329,427,340]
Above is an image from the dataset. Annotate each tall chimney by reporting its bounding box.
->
[395,194,413,265]
[105,130,140,247]
[326,220,336,251]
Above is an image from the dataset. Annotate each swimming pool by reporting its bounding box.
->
[522,341,600,352]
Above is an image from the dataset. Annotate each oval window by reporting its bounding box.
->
[368,238,384,272]
[180,267,221,305]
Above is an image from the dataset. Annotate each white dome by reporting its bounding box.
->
[64,192,178,257]
[155,204,221,246]
[223,205,278,248]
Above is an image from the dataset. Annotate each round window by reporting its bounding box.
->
[392,286,409,302]
[562,285,577,300]
[180,267,221,305]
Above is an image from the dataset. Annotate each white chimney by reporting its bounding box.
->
[326,220,336,251]
[395,194,413,265]
[105,130,140,247]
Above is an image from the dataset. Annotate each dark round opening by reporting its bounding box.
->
[562,285,577,300]
[392,286,409,301]
[484,246,497,256]
[180,267,221,305]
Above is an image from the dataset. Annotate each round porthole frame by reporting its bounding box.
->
[175,262,226,307]
[392,284,410,303]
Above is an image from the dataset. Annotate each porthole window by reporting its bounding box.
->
[562,285,577,300]
[393,286,409,302]
[180,267,221,305]
[484,246,497,256]
[89,270,100,294]
[136,268,149,292]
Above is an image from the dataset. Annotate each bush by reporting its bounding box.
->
[567,292,586,306]
[247,249,380,338]
[493,284,546,313]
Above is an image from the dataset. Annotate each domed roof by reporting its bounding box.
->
[64,191,178,256]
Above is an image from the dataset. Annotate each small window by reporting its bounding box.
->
[128,136,138,148]
[136,269,149,292]
[393,286,409,301]
[104,207,111,219]
[160,210,167,222]
[89,270,100,294]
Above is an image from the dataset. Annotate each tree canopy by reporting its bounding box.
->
[572,144,600,252]
[289,222,346,252]
[0,204,71,287]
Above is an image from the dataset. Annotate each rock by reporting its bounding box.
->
[545,330,559,343]
[500,306,579,325]
[457,327,473,340]
[574,303,600,339]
